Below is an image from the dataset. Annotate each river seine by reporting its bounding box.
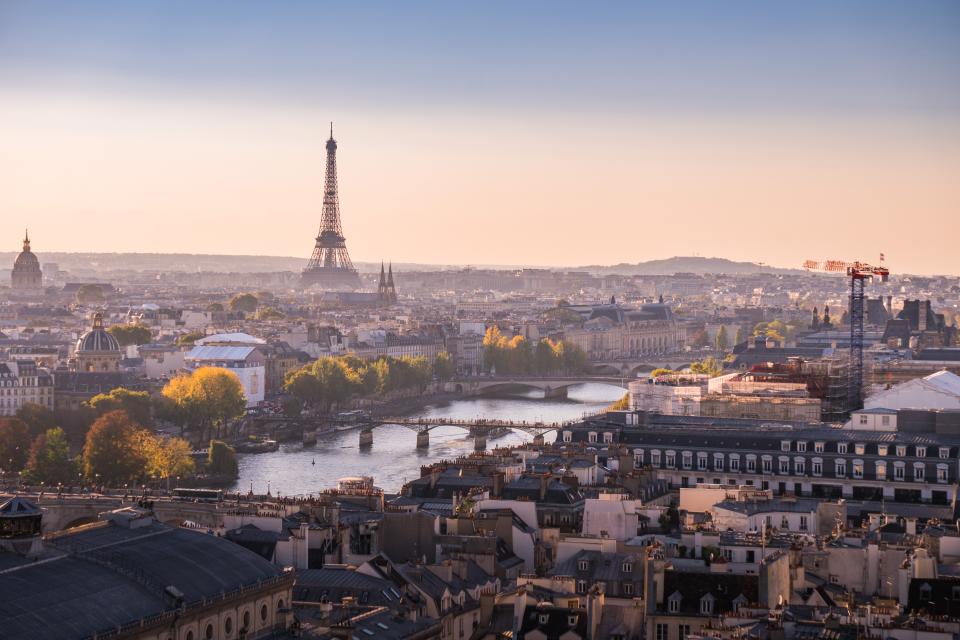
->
[233,383,624,495]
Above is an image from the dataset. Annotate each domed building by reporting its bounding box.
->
[75,312,122,372]
[10,230,42,291]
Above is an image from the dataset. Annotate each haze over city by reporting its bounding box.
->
[2,1,958,274]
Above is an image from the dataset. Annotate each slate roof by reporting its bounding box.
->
[1,520,286,640]
[660,571,759,615]
[294,567,400,606]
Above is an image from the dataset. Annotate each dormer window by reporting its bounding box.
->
[539,614,549,624]
[700,593,715,615]
[668,591,682,613]
[568,615,578,626]
[781,440,791,452]
[622,562,633,573]
[732,594,749,611]
[578,560,588,571]
[837,443,848,454]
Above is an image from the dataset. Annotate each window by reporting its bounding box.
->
[682,452,693,469]
[781,440,791,452]
[799,516,808,531]
[797,442,807,452]
[917,446,927,458]
[875,461,887,480]
[578,560,588,571]
[698,453,708,470]
[859,414,868,425]
[634,449,645,465]
[679,624,691,639]
[812,458,822,476]
[762,457,772,473]
[795,458,806,475]
[652,450,662,467]
[940,447,951,459]
[225,617,233,635]
[837,443,848,454]
[896,445,907,457]
[729,455,740,471]
[937,465,949,483]
[746,456,756,473]
[588,432,597,443]
[700,594,714,615]
[622,562,633,573]
[665,451,676,467]
[914,463,925,482]
[656,623,669,640]
[781,516,789,529]
[878,445,888,456]
[261,604,269,622]
[623,582,634,595]
[855,443,865,455]
[205,624,214,640]
[568,615,579,626]
[835,459,847,476]
[577,580,587,593]
[852,460,864,479]
[779,458,790,474]
[814,441,825,453]
[881,415,891,426]
[539,614,549,624]
[894,462,905,481]
[243,611,250,630]
[563,431,572,443]
[603,432,613,444]
[713,453,724,471]
[668,593,682,613]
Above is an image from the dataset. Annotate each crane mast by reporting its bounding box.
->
[803,258,890,415]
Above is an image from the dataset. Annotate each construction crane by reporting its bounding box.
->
[803,258,890,414]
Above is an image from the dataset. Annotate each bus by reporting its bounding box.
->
[172,488,224,503]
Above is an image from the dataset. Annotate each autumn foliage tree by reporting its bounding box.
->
[82,410,147,485]
[162,368,246,441]
[482,326,590,375]
[87,387,153,425]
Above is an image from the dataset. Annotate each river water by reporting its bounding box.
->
[233,383,624,495]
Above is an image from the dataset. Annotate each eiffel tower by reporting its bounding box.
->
[302,124,361,289]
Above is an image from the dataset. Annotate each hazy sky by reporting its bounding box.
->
[2,1,958,274]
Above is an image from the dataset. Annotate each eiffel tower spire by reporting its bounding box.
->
[302,123,361,289]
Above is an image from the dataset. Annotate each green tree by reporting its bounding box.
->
[558,340,591,374]
[206,302,224,312]
[433,351,455,382]
[0,418,32,471]
[87,388,153,425]
[176,330,206,346]
[24,427,76,485]
[82,410,147,485]
[715,326,729,353]
[282,396,302,418]
[15,403,57,437]
[208,440,238,477]
[734,325,746,347]
[229,293,259,313]
[107,323,152,346]
[76,283,105,305]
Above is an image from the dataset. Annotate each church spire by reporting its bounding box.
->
[23,229,30,251]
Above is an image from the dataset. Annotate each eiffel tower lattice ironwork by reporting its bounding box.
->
[302,123,361,289]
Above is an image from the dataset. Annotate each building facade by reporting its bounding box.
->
[0,360,54,416]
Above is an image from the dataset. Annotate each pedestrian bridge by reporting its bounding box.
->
[446,376,629,399]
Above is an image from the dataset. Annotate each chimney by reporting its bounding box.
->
[919,300,930,332]
[539,474,550,501]
[430,467,440,490]
[493,471,504,498]
[886,296,893,317]
[905,517,917,536]
[480,591,496,626]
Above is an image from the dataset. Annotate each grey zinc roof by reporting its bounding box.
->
[1,520,285,640]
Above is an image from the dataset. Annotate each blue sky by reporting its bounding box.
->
[1,1,958,273]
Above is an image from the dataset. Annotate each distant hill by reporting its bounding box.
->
[580,256,801,276]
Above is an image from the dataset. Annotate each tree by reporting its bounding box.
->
[76,283,105,305]
[659,506,680,533]
[15,403,57,437]
[0,418,32,471]
[24,427,76,485]
[107,323,152,346]
[255,306,285,321]
[162,368,247,441]
[689,356,723,377]
[734,325,746,347]
[714,326,729,353]
[690,329,710,348]
[608,394,630,411]
[206,302,224,312]
[176,330,206,346]
[143,435,194,488]
[433,351,455,382]
[650,368,677,378]
[208,440,238,477]
[82,410,147,485]
[229,293,259,313]
[282,397,302,418]
[87,388,153,425]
